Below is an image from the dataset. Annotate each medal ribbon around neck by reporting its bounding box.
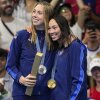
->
[47,51,59,89]
[51,49,64,76]
[51,52,58,79]
[36,37,47,74]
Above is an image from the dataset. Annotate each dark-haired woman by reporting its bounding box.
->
[56,1,90,40]
[47,15,87,100]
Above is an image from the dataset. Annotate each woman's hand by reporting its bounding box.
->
[19,74,36,87]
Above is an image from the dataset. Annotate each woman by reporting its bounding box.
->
[87,55,100,100]
[6,1,55,100]
[56,2,90,40]
[47,15,87,100]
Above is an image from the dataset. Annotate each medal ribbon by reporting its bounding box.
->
[51,51,59,79]
[36,36,47,65]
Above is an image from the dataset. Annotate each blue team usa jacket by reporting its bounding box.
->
[50,39,87,100]
[6,30,56,96]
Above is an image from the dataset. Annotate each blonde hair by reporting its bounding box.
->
[30,1,53,44]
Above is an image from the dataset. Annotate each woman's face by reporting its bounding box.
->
[32,4,44,28]
[92,69,100,82]
[48,19,61,41]
[60,7,72,22]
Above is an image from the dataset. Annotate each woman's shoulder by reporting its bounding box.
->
[13,29,31,45]
[15,29,30,40]
[17,29,30,36]
[71,39,86,48]
[68,39,87,54]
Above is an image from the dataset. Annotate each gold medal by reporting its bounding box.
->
[47,79,56,89]
[38,65,47,75]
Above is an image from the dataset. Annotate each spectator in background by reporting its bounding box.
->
[87,55,100,100]
[0,0,27,50]
[0,48,13,100]
[82,19,100,89]
[56,1,90,40]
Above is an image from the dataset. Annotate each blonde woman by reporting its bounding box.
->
[6,1,55,100]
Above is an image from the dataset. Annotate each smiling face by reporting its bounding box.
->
[92,68,100,82]
[48,19,61,41]
[32,4,44,29]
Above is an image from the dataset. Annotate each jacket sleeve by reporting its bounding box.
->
[6,31,24,83]
[70,43,87,100]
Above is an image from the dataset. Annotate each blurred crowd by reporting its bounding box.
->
[0,0,100,100]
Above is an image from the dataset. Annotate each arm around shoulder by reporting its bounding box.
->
[50,0,59,8]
